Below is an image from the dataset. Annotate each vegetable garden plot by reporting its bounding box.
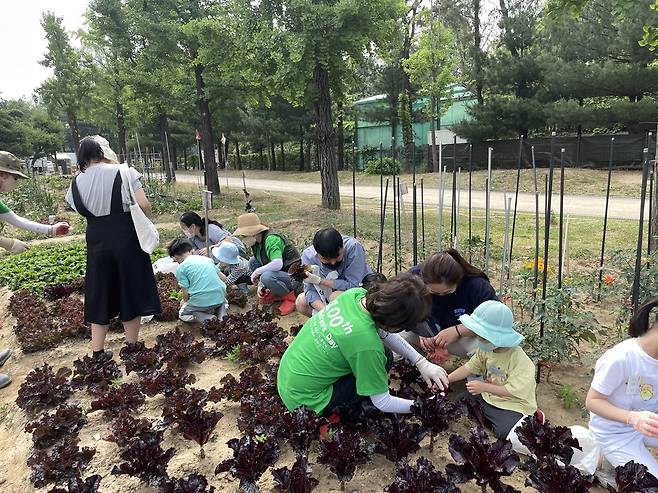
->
[0,246,642,493]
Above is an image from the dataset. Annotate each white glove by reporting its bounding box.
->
[0,237,29,253]
[304,272,322,285]
[415,358,449,391]
[628,410,658,438]
[8,239,28,253]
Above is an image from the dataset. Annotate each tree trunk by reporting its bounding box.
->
[299,125,305,171]
[183,147,188,170]
[217,135,224,170]
[280,142,286,171]
[430,96,438,172]
[236,140,242,170]
[171,143,178,170]
[259,144,264,170]
[224,138,230,169]
[337,101,345,171]
[306,137,312,171]
[159,112,173,182]
[472,0,484,105]
[116,101,128,163]
[313,63,341,209]
[195,62,219,193]
[68,112,80,153]
[270,140,276,170]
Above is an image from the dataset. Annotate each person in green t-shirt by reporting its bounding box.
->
[448,300,537,439]
[233,212,301,316]
[277,274,450,416]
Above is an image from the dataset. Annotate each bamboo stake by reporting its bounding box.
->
[538,132,556,383]
[532,146,540,296]
[393,163,398,276]
[451,136,457,244]
[468,144,473,262]
[438,165,445,251]
[500,195,512,295]
[455,167,461,250]
[352,144,357,238]
[596,138,614,302]
[631,148,650,314]
[412,139,418,265]
[397,176,403,271]
[557,148,566,289]
[509,136,523,264]
[484,148,492,274]
[378,179,390,273]
[563,215,570,277]
[377,143,384,271]
[421,178,426,261]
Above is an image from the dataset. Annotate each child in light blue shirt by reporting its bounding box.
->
[168,237,227,322]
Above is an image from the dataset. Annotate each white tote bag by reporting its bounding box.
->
[119,165,160,254]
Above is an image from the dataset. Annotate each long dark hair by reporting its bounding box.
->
[180,211,223,237]
[421,248,489,286]
[365,274,430,332]
[629,297,658,337]
[76,136,103,172]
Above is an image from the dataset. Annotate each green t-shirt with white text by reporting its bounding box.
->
[277,288,389,413]
[253,234,285,263]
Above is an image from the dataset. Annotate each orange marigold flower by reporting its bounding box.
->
[603,274,615,286]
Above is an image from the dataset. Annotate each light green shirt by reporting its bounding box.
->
[254,234,285,262]
[277,288,389,413]
[464,346,538,416]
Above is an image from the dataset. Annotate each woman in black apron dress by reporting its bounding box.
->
[71,136,160,358]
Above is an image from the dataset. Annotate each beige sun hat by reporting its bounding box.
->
[91,135,119,164]
[0,151,29,179]
[233,213,269,236]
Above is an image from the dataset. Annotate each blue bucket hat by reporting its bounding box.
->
[212,242,239,265]
[458,300,524,348]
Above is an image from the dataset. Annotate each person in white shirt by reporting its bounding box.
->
[586,297,658,476]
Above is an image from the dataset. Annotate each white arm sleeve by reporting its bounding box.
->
[0,211,51,235]
[378,329,422,365]
[370,391,413,414]
[253,258,284,277]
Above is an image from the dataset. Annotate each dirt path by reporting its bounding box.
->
[176,172,647,220]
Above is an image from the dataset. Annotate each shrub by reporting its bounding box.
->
[364,157,400,175]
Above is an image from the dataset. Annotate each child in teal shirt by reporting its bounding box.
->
[168,237,227,322]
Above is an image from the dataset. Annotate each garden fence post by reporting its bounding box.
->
[631,148,650,314]
[557,148,566,289]
[378,179,389,274]
[412,139,417,266]
[532,146,539,297]
[468,144,473,262]
[500,194,511,296]
[352,143,357,238]
[597,138,614,302]
[484,147,492,274]
[378,143,384,270]
[421,178,425,261]
[509,136,523,269]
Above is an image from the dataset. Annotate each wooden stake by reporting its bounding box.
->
[596,138,614,302]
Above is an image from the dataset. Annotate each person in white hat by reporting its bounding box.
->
[66,136,161,360]
[448,300,537,439]
[212,241,252,294]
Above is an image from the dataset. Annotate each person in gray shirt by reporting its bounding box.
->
[295,228,372,317]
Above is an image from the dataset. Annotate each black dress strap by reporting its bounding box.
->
[71,176,93,218]
[109,171,125,214]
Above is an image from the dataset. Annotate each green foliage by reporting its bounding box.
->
[141,180,202,215]
[514,283,602,365]
[3,178,58,224]
[557,384,582,410]
[403,14,456,119]
[364,157,399,175]
[0,243,86,294]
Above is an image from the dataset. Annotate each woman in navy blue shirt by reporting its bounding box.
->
[408,248,498,360]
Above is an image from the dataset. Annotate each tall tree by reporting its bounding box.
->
[84,0,136,163]
[267,0,404,209]
[39,12,91,152]
[403,12,456,171]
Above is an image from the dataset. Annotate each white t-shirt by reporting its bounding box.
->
[66,164,142,217]
[589,338,658,451]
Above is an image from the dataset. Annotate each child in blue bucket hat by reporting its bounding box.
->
[212,242,252,295]
[448,300,537,439]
